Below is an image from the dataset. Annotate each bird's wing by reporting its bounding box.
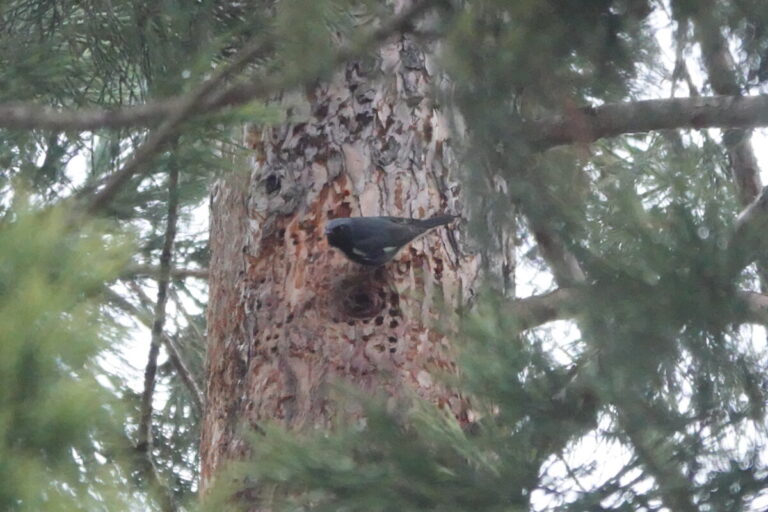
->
[381,218,428,246]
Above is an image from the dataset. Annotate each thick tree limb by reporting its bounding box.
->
[740,291,768,324]
[502,286,768,332]
[528,94,768,149]
[530,224,587,286]
[505,288,577,331]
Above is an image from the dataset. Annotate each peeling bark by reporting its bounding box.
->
[200,13,479,491]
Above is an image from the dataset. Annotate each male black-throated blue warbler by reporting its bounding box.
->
[325,215,457,266]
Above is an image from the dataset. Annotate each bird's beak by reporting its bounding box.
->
[324,225,332,235]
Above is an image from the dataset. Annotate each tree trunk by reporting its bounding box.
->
[200,9,479,491]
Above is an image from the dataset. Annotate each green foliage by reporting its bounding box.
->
[201,300,596,511]
[194,1,768,510]
[0,0,277,212]
[215,277,768,510]
[0,205,133,511]
[203,402,515,512]
[3,0,768,511]
[444,0,657,253]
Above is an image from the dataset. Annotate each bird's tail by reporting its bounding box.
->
[418,214,458,230]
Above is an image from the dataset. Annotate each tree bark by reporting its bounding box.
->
[200,8,478,492]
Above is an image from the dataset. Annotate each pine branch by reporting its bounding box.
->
[502,286,768,332]
[528,94,768,149]
[9,90,768,151]
[146,285,205,413]
[671,17,699,98]
[136,162,180,512]
[0,100,181,131]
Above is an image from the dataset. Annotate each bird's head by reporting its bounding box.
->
[324,218,352,248]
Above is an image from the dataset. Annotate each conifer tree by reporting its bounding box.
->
[4,1,768,511]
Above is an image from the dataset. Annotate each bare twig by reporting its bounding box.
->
[136,283,205,412]
[124,264,209,280]
[107,286,205,415]
[168,287,207,347]
[162,333,204,414]
[136,161,180,512]
[499,285,768,332]
[109,427,176,512]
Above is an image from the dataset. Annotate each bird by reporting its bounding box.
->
[325,215,457,266]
